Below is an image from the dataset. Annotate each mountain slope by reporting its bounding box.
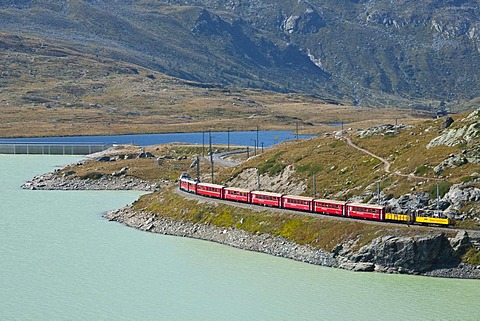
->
[0,0,479,108]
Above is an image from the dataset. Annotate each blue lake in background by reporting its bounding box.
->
[0,130,314,147]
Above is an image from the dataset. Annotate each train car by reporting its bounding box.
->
[179,177,197,194]
[346,203,385,221]
[282,195,313,212]
[251,191,283,208]
[177,179,456,228]
[313,199,347,216]
[224,187,251,203]
[415,216,453,226]
[196,182,225,199]
[415,210,454,226]
[385,212,413,224]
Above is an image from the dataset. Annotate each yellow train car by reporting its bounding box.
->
[385,213,412,223]
[415,216,454,226]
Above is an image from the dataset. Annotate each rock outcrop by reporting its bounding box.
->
[344,234,460,274]
[427,109,480,149]
[228,165,306,195]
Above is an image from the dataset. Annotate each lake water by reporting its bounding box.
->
[0,130,313,147]
[1,155,480,320]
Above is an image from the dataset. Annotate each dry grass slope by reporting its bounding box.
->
[0,32,434,138]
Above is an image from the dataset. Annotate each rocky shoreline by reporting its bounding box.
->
[105,205,480,279]
[22,171,480,279]
[105,206,338,268]
[21,171,160,191]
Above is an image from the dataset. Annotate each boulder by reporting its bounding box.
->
[449,230,473,256]
[427,122,480,149]
[433,154,468,175]
[112,167,128,177]
[340,262,375,272]
[443,182,480,211]
[347,233,460,273]
[442,116,454,129]
[386,192,430,213]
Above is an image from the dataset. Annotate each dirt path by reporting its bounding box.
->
[343,136,441,181]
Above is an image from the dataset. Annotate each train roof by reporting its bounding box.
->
[250,190,283,197]
[283,195,314,201]
[197,182,225,189]
[313,198,347,205]
[224,186,251,193]
[347,202,385,209]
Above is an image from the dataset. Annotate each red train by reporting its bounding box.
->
[178,174,454,226]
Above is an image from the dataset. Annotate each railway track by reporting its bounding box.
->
[174,187,457,232]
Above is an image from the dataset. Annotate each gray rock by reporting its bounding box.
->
[427,121,480,149]
[449,230,473,256]
[347,234,460,273]
[442,116,454,129]
[386,192,430,213]
[433,154,468,175]
[112,167,128,177]
[22,171,159,191]
[443,182,480,211]
[358,124,412,138]
[340,262,375,272]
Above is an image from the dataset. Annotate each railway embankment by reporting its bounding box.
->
[104,203,480,279]
[21,169,480,279]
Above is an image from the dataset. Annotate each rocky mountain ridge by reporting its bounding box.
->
[1,0,479,108]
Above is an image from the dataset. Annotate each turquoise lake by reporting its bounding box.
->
[1,155,479,320]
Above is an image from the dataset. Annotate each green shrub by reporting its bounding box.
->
[428,181,453,199]
[462,248,480,265]
[461,176,479,183]
[80,172,103,180]
[258,151,286,176]
[269,163,286,176]
[329,141,345,148]
[414,165,428,176]
[296,164,323,175]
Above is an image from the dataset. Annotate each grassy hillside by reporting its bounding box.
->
[57,109,479,228]
[223,116,479,196]
[0,32,432,138]
[53,111,480,263]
